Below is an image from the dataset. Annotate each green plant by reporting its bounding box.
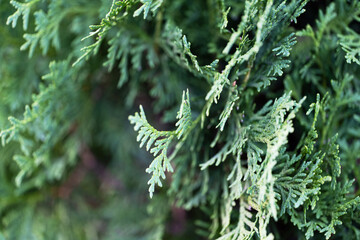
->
[1,0,359,239]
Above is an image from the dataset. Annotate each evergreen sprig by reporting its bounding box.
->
[133,0,164,19]
[6,0,39,30]
[129,90,193,197]
[73,0,136,66]
[0,61,80,187]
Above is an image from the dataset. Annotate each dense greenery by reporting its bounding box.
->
[0,0,360,239]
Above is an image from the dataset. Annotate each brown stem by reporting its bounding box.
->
[241,61,253,90]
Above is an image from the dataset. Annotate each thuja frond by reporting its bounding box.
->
[129,105,174,197]
[73,0,135,66]
[336,1,360,65]
[253,93,305,220]
[249,92,303,144]
[175,90,192,139]
[6,0,39,30]
[267,33,296,77]
[104,29,158,87]
[300,94,322,156]
[0,60,81,186]
[222,0,256,55]
[205,0,274,116]
[7,0,98,57]
[217,90,240,131]
[104,30,131,86]
[338,30,360,65]
[161,21,203,76]
[274,151,325,216]
[273,33,297,58]
[217,0,230,31]
[299,180,360,239]
[201,92,305,239]
[133,0,164,19]
[20,9,62,57]
[297,3,336,46]
[201,127,248,170]
[204,73,229,116]
[129,90,193,197]
[217,199,256,240]
[200,140,231,170]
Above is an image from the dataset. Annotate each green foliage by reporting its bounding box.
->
[1,0,359,239]
[339,31,360,65]
[129,90,192,197]
[129,105,175,198]
[133,0,163,19]
[6,0,38,30]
